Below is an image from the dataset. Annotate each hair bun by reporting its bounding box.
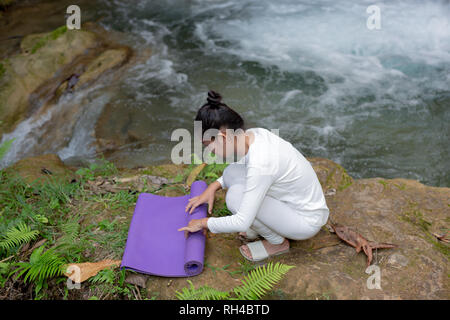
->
[207,90,222,107]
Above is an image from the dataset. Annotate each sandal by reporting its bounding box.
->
[239,240,290,262]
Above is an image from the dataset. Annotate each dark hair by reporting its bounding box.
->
[195,90,245,137]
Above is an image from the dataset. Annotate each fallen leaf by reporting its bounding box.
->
[64,259,122,283]
[20,242,30,253]
[432,232,449,243]
[331,223,397,267]
[185,163,207,187]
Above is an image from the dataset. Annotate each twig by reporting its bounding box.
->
[0,255,14,263]
[135,284,142,300]
[131,286,139,300]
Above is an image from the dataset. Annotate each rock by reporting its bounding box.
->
[144,159,449,300]
[308,157,354,192]
[0,22,135,170]
[2,153,76,185]
[2,154,448,299]
[125,274,148,288]
[73,47,131,90]
[0,26,98,134]
[93,103,153,157]
[387,253,409,268]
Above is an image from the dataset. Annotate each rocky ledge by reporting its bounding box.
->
[4,153,449,300]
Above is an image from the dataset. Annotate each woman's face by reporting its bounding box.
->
[202,128,247,162]
[202,129,227,159]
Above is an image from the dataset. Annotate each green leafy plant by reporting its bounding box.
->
[89,268,116,285]
[175,262,294,300]
[0,222,39,253]
[88,268,136,300]
[175,280,230,300]
[237,258,257,275]
[181,153,229,185]
[233,262,294,299]
[0,261,11,287]
[75,157,118,182]
[11,245,66,297]
[212,203,232,217]
[58,219,80,243]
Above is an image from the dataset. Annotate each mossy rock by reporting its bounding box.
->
[0,26,98,135]
[308,157,354,192]
[2,153,76,185]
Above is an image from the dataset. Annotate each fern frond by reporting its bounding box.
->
[233,262,294,300]
[57,219,79,245]
[0,222,39,251]
[89,268,115,285]
[175,280,230,300]
[12,246,66,284]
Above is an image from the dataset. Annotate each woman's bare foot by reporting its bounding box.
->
[240,239,289,259]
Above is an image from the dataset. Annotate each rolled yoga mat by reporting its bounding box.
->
[120,180,208,277]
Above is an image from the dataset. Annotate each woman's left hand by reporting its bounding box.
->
[178,218,209,238]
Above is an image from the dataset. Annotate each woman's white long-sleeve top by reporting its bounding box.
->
[206,127,330,233]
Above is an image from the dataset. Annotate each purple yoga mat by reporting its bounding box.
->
[120,180,208,277]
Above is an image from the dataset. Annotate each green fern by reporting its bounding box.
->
[233,262,294,300]
[56,219,79,246]
[89,268,116,285]
[12,246,66,284]
[175,280,230,300]
[10,245,66,297]
[0,222,39,251]
[175,262,294,300]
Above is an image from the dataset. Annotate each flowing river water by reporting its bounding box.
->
[1,0,449,187]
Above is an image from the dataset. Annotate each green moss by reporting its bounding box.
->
[50,25,68,40]
[425,235,450,258]
[342,260,364,278]
[31,25,68,54]
[400,209,432,232]
[325,167,334,187]
[400,207,449,258]
[378,179,388,190]
[393,182,406,190]
[326,163,354,191]
[338,172,353,191]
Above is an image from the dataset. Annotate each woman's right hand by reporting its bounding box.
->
[185,181,221,215]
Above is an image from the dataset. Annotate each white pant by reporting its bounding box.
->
[223,163,322,245]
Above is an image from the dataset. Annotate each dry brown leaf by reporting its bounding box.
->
[185,163,207,187]
[115,175,140,184]
[64,259,122,283]
[331,223,397,267]
[20,242,30,253]
[432,232,449,243]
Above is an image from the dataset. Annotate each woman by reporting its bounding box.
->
[178,90,330,262]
